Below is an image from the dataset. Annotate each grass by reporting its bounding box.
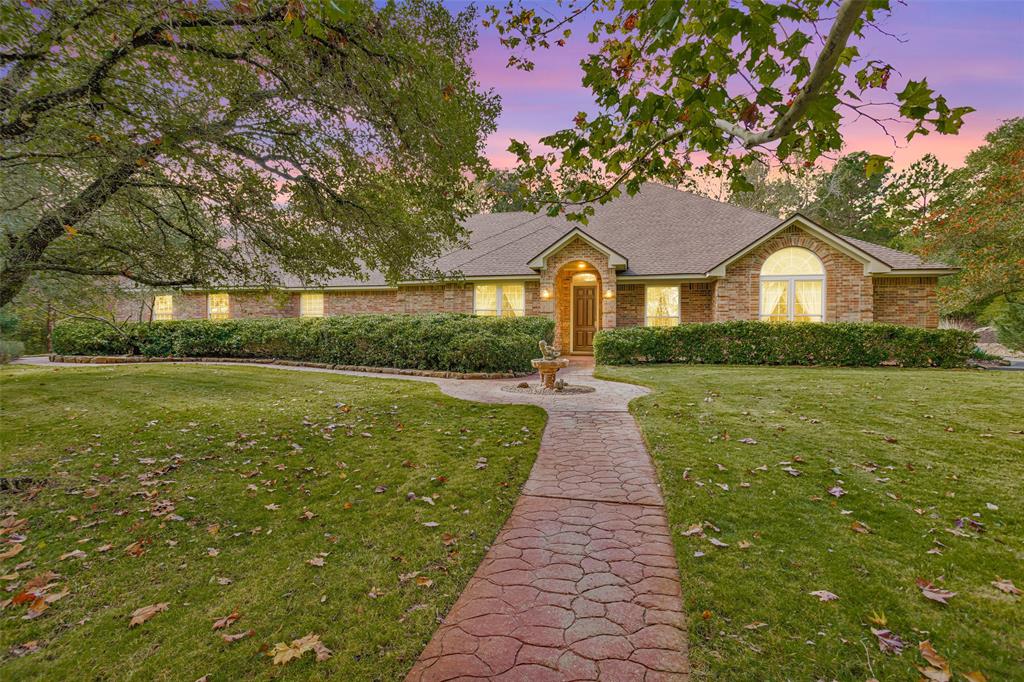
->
[597,364,1023,681]
[0,364,546,680]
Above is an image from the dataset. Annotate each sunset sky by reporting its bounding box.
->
[463,0,1024,172]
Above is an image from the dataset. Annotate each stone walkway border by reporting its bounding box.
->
[46,354,527,380]
[18,356,690,680]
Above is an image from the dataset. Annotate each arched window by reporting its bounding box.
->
[759,247,825,322]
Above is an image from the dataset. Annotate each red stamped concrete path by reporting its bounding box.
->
[20,356,689,680]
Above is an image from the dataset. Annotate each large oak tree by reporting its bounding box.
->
[0,0,500,306]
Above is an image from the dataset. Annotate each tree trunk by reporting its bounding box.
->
[0,157,140,307]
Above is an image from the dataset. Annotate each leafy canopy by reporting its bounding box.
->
[485,0,972,219]
[921,118,1024,308]
[0,0,500,307]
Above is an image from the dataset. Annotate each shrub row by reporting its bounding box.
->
[52,314,555,374]
[593,321,976,368]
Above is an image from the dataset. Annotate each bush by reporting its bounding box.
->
[52,314,555,374]
[0,310,25,363]
[594,321,976,368]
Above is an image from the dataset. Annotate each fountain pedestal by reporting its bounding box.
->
[531,357,570,389]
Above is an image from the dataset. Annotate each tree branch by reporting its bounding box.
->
[713,0,867,147]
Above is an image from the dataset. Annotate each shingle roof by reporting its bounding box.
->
[290,183,952,287]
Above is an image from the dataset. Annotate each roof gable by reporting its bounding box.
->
[526,228,628,270]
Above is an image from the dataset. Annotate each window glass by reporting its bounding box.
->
[761,247,824,276]
[473,284,498,316]
[153,295,173,321]
[645,285,680,327]
[500,284,525,317]
[300,292,324,318]
[793,281,823,321]
[208,293,230,320]
[759,281,788,321]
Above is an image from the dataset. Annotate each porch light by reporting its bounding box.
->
[541,289,551,299]
[604,288,615,299]
[577,262,586,269]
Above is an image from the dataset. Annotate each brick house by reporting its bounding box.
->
[124,184,955,355]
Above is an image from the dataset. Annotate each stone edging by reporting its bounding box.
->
[46,355,528,380]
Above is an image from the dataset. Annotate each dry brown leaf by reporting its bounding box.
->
[307,557,325,567]
[809,590,839,602]
[212,610,240,630]
[851,520,872,534]
[0,543,25,560]
[961,672,988,682]
[60,550,86,561]
[916,578,957,605]
[991,578,1021,596]
[870,627,904,654]
[129,602,168,627]
[270,633,332,665]
[415,576,433,588]
[221,629,254,643]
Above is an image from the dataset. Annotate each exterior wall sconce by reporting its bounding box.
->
[604,288,615,299]
[541,289,551,299]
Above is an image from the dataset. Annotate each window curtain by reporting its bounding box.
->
[501,284,525,317]
[646,286,679,327]
[760,281,787,320]
[793,281,823,321]
[473,284,498,316]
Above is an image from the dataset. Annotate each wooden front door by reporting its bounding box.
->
[572,286,598,352]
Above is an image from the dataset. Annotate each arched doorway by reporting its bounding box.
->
[554,260,602,354]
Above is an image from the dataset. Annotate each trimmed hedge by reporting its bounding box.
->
[593,321,976,368]
[52,314,555,374]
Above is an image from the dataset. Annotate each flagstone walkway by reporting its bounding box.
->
[17,356,689,680]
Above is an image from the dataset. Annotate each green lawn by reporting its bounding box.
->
[597,364,1023,681]
[0,364,545,680]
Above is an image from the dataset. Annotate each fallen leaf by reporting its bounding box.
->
[96,544,113,553]
[827,486,846,497]
[916,578,957,605]
[917,640,952,681]
[870,627,904,654]
[129,602,169,627]
[809,590,839,602]
[307,557,325,567]
[60,550,86,561]
[221,629,254,643]
[212,611,240,630]
[681,524,704,537]
[0,544,25,560]
[270,633,332,665]
[708,538,729,548]
[961,672,987,682]
[264,504,280,511]
[415,575,434,588]
[851,520,872,534]
[743,621,768,629]
[738,438,757,445]
[991,578,1021,596]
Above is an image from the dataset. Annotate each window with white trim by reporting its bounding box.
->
[207,293,230,320]
[153,295,173,321]
[473,283,525,317]
[645,285,680,327]
[300,292,324,318]
[759,247,825,322]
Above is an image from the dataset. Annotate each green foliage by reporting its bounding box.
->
[480,168,535,212]
[485,0,970,220]
[52,314,555,373]
[804,151,897,244]
[593,321,975,368]
[922,118,1024,308]
[994,298,1024,351]
[0,308,24,363]
[0,0,500,306]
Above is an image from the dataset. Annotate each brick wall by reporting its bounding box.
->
[714,225,873,323]
[616,284,644,327]
[229,292,298,318]
[681,282,714,323]
[872,277,939,328]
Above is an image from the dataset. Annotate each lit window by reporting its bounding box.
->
[300,292,324,318]
[208,293,230,320]
[759,247,825,322]
[474,283,525,317]
[153,295,173,321]
[645,285,680,327]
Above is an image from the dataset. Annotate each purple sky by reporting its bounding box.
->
[463,0,1024,171]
